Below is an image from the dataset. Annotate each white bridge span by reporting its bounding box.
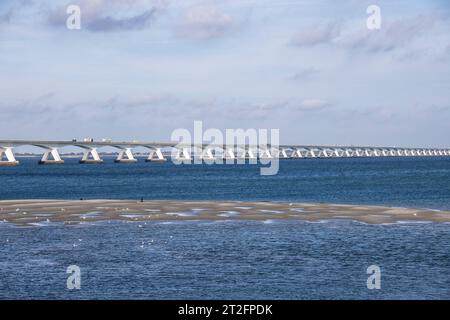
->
[0,140,449,165]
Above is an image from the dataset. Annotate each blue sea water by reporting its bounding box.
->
[0,157,449,299]
[0,220,449,299]
[1,156,450,209]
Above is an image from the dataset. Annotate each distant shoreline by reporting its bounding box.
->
[1,200,449,226]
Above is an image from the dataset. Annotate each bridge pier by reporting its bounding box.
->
[308,149,317,158]
[79,148,103,164]
[291,149,303,158]
[114,148,137,163]
[0,147,19,165]
[199,148,216,163]
[222,148,236,161]
[278,149,289,159]
[146,148,167,162]
[334,149,342,157]
[259,149,273,159]
[239,149,257,160]
[174,148,192,163]
[38,148,64,165]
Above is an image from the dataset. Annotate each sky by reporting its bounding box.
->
[1,0,450,148]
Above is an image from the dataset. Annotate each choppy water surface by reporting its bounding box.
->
[0,220,449,299]
[0,157,449,299]
[1,157,450,210]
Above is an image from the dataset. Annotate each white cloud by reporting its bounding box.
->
[291,23,340,47]
[290,67,320,81]
[175,5,235,40]
[340,14,436,54]
[296,99,330,111]
[47,0,167,32]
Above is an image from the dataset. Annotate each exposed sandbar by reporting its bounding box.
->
[0,200,449,226]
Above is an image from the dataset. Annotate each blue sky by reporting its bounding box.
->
[1,0,450,147]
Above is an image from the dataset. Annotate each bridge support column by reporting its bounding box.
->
[319,149,328,158]
[259,149,272,159]
[222,148,235,162]
[146,148,167,162]
[80,148,103,164]
[199,148,216,163]
[278,149,289,159]
[175,148,191,162]
[39,148,64,165]
[239,149,256,160]
[115,148,137,163]
[291,149,303,158]
[0,147,19,166]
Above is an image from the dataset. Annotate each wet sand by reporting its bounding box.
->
[0,200,449,226]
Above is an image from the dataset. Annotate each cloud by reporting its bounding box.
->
[290,67,319,81]
[291,23,340,47]
[47,0,166,32]
[86,8,158,32]
[0,93,333,129]
[289,14,441,58]
[0,8,13,24]
[295,99,330,111]
[175,5,235,40]
[0,0,35,24]
[341,14,436,54]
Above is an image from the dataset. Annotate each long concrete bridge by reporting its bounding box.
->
[0,139,449,165]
